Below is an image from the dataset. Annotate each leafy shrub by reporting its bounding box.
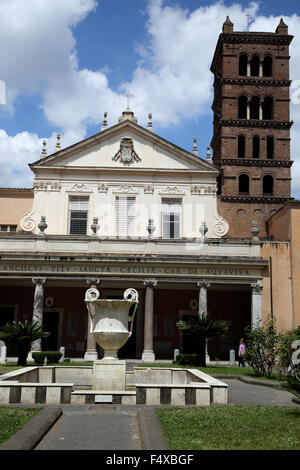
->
[244,316,278,378]
[275,328,300,378]
[32,351,62,365]
[244,318,300,380]
[286,364,300,393]
[175,354,200,366]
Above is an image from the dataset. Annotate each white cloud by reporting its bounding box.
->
[0,0,300,199]
[121,0,259,126]
[0,0,97,108]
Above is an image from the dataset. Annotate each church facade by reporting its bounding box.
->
[0,18,298,361]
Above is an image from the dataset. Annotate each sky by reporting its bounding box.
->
[0,0,300,196]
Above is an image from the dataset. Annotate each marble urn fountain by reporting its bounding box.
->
[85,287,139,390]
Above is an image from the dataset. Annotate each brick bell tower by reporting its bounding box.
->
[210,17,294,238]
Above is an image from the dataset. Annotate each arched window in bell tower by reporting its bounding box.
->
[263,55,272,77]
[238,135,246,158]
[250,55,260,76]
[252,135,260,158]
[262,96,273,120]
[238,95,248,119]
[239,54,248,76]
[263,175,274,195]
[250,96,260,120]
[267,136,274,159]
[239,174,250,194]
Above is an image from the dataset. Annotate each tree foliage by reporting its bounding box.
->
[176,315,228,367]
[244,317,300,380]
[0,320,50,366]
[244,316,277,378]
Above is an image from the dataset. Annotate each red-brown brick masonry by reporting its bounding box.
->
[210,17,294,237]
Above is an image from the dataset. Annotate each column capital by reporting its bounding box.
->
[32,278,46,286]
[197,280,210,289]
[251,281,263,294]
[143,279,157,288]
[86,278,100,287]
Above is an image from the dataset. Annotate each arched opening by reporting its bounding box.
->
[262,96,273,120]
[263,175,273,195]
[238,135,246,158]
[239,54,248,76]
[250,96,260,120]
[263,56,272,77]
[267,136,274,159]
[238,95,248,119]
[250,55,260,76]
[252,135,260,158]
[239,174,250,194]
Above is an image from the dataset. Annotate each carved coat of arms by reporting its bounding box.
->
[112,138,141,165]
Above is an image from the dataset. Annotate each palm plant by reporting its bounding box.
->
[176,315,228,367]
[0,320,50,366]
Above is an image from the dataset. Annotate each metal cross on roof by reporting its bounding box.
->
[246,12,251,31]
[126,92,134,110]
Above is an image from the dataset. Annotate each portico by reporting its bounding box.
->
[0,233,267,360]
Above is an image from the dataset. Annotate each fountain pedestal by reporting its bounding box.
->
[85,287,139,391]
[93,359,126,390]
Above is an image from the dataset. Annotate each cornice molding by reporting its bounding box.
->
[220,159,293,168]
[32,166,219,178]
[219,78,291,87]
[221,32,293,45]
[220,195,293,203]
[219,119,293,129]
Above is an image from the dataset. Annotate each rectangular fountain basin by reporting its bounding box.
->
[0,366,228,406]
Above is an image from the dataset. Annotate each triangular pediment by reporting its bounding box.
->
[30,120,217,174]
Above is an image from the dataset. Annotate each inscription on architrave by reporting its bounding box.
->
[0,262,257,278]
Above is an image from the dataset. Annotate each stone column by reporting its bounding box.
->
[28,278,46,360]
[247,102,250,120]
[197,281,210,318]
[251,281,263,328]
[247,61,251,77]
[259,103,263,120]
[84,278,100,361]
[259,62,263,77]
[142,279,157,362]
[197,280,211,362]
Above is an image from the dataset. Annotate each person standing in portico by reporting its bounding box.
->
[238,338,246,367]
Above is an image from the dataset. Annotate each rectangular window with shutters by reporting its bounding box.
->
[161,198,182,239]
[68,196,89,235]
[115,196,136,237]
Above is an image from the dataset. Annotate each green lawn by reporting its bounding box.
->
[0,363,23,375]
[156,406,300,450]
[0,407,42,445]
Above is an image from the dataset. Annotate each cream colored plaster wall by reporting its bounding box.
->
[28,179,227,238]
[262,242,293,332]
[0,194,33,228]
[290,208,300,327]
[267,206,291,241]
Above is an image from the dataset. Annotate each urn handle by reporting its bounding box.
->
[123,288,139,302]
[124,288,139,333]
[85,287,100,303]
